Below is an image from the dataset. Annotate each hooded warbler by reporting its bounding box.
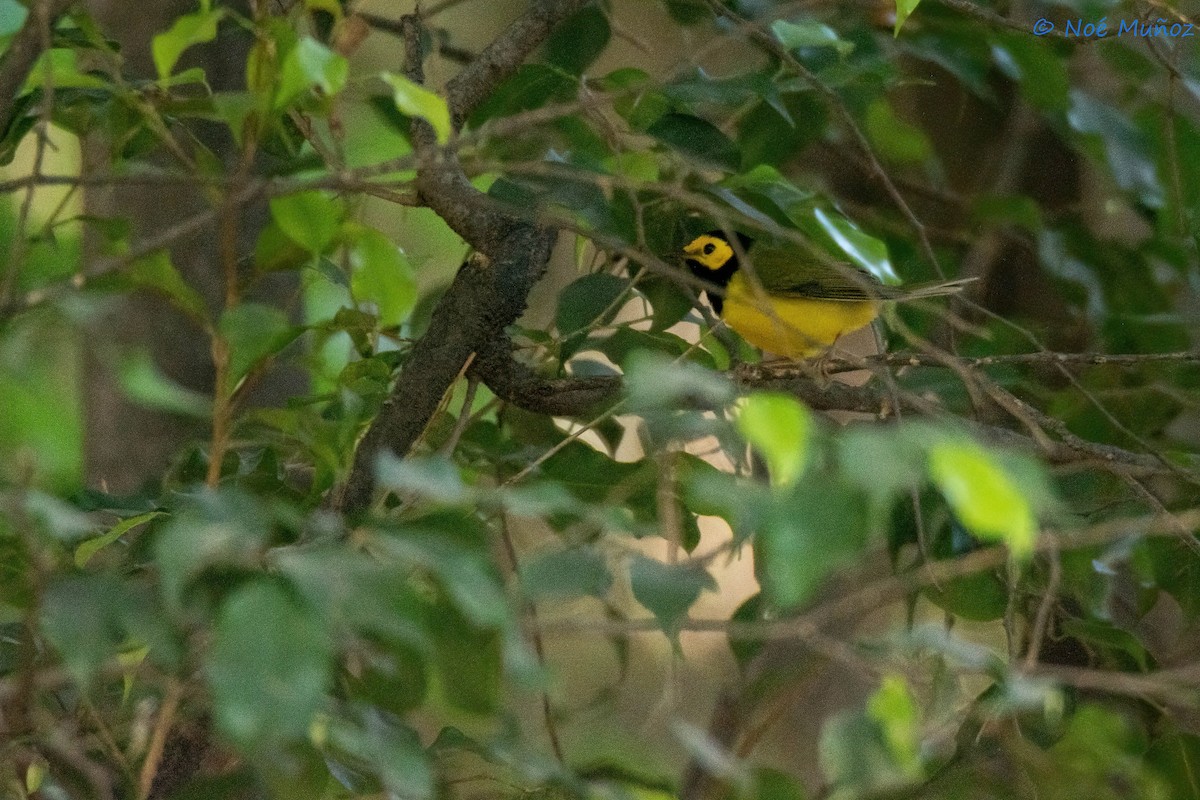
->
[682,231,973,359]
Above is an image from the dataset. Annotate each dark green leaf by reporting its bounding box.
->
[647,113,740,171]
[556,272,629,336]
[544,5,610,75]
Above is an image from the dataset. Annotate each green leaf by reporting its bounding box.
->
[469,64,578,125]
[865,98,933,165]
[275,36,348,109]
[0,0,27,48]
[866,676,922,779]
[1067,89,1162,207]
[41,575,175,686]
[992,35,1070,112]
[545,5,610,75]
[803,206,900,284]
[629,556,715,635]
[927,441,1036,558]
[331,715,434,800]
[75,511,165,568]
[737,393,812,489]
[520,547,612,600]
[894,0,922,36]
[152,5,225,79]
[647,113,740,171]
[556,272,629,337]
[380,72,452,145]
[758,479,870,609]
[348,227,417,327]
[425,602,501,713]
[772,19,853,56]
[118,350,214,418]
[208,579,332,752]
[269,191,344,253]
[154,490,272,611]
[375,454,468,504]
[126,250,209,323]
[219,303,300,391]
[624,350,734,411]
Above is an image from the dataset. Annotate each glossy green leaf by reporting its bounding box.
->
[806,207,900,284]
[772,19,853,56]
[630,555,716,634]
[380,72,452,145]
[331,716,434,800]
[928,441,1036,558]
[208,579,332,751]
[276,36,348,109]
[269,191,344,253]
[219,303,300,391]
[737,393,812,488]
[375,454,467,504]
[1068,89,1163,207]
[348,227,417,327]
[152,4,224,79]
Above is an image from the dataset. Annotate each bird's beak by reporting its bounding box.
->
[682,241,703,257]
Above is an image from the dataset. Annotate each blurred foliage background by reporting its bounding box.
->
[3,0,1200,798]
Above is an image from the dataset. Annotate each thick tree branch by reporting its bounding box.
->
[471,335,620,416]
[443,0,589,127]
[0,0,74,136]
[335,5,590,514]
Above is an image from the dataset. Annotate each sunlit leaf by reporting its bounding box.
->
[737,393,812,488]
[276,36,348,109]
[380,71,452,145]
[269,191,344,253]
[894,0,922,36]
[348,227,417,327]
[928,441,1036,558]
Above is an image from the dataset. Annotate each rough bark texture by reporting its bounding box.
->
[334,1,590,514]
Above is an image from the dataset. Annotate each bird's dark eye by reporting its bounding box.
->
[702,243,716,255]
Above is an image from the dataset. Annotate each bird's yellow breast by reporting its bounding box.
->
[723,273,880,358]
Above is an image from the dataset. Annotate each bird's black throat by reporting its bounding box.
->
[685,256,738,314]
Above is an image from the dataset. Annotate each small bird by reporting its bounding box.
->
[682,231,973,359]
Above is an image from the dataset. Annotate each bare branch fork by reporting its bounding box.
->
[333,0,590,514]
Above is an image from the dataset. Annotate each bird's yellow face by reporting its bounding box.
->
[683,234,735,272]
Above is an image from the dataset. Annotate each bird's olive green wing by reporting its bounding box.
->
[744,243,899,301]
